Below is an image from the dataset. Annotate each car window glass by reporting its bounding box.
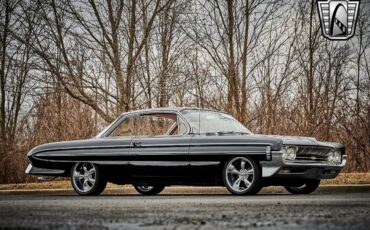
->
[109,116,136,137]
[109,113,187,137]
[181,110,251,134]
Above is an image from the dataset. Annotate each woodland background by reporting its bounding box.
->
[0,0,369,183]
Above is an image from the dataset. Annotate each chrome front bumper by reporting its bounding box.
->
[260,150,347,179]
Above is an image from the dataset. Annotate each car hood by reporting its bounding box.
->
[256,134,344,149]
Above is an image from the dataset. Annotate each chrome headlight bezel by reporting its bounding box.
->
[282,146,298,161]
[328,150,341,164]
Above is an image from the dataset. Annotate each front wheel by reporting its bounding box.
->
[71,162,107,195]
[284,179,320,194]
[134,185,165,195]
[223,156,262,195]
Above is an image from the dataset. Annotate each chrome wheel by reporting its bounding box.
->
[284,180,320,194]
[289,184,306,191]
[136,186,154,192]
[72,163,96,193]
[225,157,255,193]
[134,185,165,195]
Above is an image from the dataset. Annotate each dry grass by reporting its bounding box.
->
[0,173,369,191]
[320,173,370,185]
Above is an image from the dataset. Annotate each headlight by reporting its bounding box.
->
[328,150,341,164]
[282,146,297,160]
[282,148,287,159]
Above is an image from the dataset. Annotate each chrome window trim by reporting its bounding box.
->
[99,110,191,138]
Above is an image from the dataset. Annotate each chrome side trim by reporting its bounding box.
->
[130,161,188,166]
[266,146,272,161]
[190,161,220,166]
[260,150,283,177]
[262,166,281,177]
[25,164,32,174]
[25,165,66,175]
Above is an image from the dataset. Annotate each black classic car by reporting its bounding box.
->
[26,108,346,195]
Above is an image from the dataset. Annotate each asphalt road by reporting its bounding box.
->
[0,192,369,230]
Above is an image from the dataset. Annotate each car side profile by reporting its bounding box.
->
[26,108,346,195]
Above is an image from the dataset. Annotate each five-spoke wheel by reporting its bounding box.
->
[134,185,165,195]
[223,157,262,195]
[69,159,319,196]
[284,179,320,194]
[71,162,107,195]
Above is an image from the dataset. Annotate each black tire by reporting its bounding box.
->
[71,162,107,196]
[284,179,320,194]
[223,156,262,195]
[134,185,165,195]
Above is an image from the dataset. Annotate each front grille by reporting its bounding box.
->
[295,146,332,162]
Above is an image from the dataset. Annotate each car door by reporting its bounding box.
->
[128,112,191,183]
[188,135,226,183]
[130,136,191,181]
[100,116,136,182]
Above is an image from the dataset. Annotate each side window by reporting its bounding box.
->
[138,115,173,136]
[109,116,136,137]
[109,113,188,137]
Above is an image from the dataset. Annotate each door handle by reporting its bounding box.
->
[132,141,142,147]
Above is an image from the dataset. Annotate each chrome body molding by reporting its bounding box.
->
[25,164,66,175]
[260,150,284,177]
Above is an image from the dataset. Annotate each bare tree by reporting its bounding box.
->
[186,0,284,123]
[0,0,38,182]
[1,0,370,183]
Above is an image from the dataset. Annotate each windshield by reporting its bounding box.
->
[181,110,252,134]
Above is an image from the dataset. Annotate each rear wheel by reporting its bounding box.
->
[223,156,262,195]
[134,185,165,195]
[284,179,320,194]
[71,162,107,195]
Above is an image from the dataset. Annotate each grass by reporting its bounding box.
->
[0,173,369,191]
[320,173,370,185]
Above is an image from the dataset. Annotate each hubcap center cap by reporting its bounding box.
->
[240,169,248,176]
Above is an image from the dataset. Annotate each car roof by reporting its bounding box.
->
[121,107,220,116]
